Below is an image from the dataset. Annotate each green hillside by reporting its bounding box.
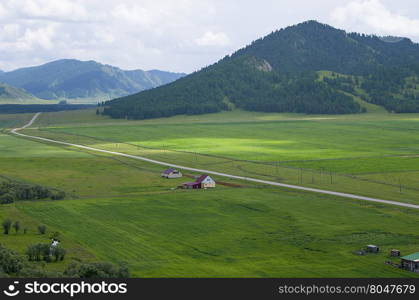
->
[0,83,54,104]
[104,20,419,119]
[0,59,186,102]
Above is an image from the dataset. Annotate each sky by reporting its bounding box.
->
[1,0,419,73]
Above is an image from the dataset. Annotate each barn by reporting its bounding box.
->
[182,174,216,189]
[400,252,419,272]
[161,168,182,179]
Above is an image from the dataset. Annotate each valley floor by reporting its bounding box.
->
[1,109,419,277]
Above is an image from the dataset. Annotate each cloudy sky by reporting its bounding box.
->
[1,0,419,73]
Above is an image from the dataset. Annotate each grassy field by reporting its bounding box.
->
[25,109,419,204]
[1,110,419,277]
[17,188,419,278]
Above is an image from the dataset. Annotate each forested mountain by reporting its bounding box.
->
[104,20,419,119]
[0,59,186,101]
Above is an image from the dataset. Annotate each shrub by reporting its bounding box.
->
[64,261,129,278]
[26,243,51,262]
[0,244,24,274]
[50,232,61,240]
[51,246,66,262]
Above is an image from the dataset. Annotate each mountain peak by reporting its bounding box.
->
[104,20,419,120]
[0,59,186,101]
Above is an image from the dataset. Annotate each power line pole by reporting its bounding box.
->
[399,178,402,193]
[299,168,303,184]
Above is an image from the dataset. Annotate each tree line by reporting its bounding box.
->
[0,180,66,204]
[0,244,129,278]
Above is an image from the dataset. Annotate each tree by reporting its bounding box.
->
[38,225,46,235]
[2,219,12,235]
[12,221,20,234]
[26,243,51,262]
[0,245,23,274]
[51,246,66,262]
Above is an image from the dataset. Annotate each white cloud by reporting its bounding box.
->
[0,0,418,73]
[195,31,231,46]
[3,0,89,22]
[19,24,57,50]
[331,0,419,37]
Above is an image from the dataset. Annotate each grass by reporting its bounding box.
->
[1,109,419,277]
[23,109,419,204]
[0,200,94,273]
[17,188,419,278]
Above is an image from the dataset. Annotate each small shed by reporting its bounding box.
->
[366,245,379,253]
[390,249,401,257]
[182,182,201,189]
[51,239,60,248]
[400,252,419,272]
[161,168,182,179]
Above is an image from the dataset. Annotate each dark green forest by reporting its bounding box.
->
[104,21,419,119]
[0,104,94,114]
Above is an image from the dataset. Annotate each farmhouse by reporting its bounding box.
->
[182,174,216,189]
[161,168,182,179]
[400,252,419,273]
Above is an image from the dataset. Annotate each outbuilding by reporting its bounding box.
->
[161,168,182,179]
[400,252,419,272]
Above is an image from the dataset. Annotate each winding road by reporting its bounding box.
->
[11,113,419,210]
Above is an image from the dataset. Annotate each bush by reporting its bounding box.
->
[51,246,66,262]
[0,244,24,274]
[64,261,129,278]
[26,243,51,262]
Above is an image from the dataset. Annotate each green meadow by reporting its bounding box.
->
[0,109,419,277]
[25,109,419,204]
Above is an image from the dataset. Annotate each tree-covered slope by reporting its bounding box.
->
[104,20,419,119]
[0,59,186,101]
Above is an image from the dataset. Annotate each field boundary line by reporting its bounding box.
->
[11,113,419,210]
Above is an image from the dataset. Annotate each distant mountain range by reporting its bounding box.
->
[0,59,186,103]
[104,20,419,120]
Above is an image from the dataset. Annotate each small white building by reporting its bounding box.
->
[161,168,183,179]
[198,175,216,188]
[183,174,216,189]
